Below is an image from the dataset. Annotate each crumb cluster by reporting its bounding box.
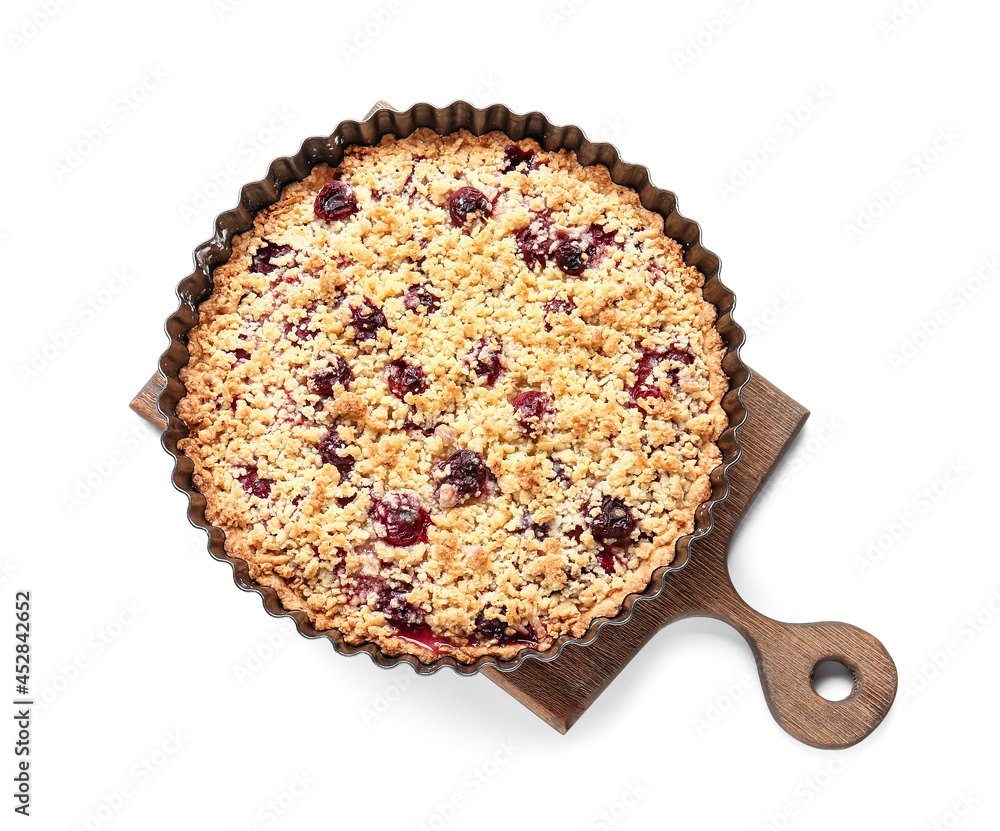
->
[178,129,728,662]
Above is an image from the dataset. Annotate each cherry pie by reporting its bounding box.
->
[177,129,728,662]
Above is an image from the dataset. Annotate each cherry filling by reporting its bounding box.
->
[448,186,493,227]
[386,359,428,399]
[375,587,426,628]
[551,458,572,487]
[630,347,694,402]
[543,296,576,330]
[432,449,495,507]
[370,491,431,545]
[597,549,616,573]
[513,390,554,434]
[348,298,387,342]
[474,608,538,647]
[502,145,537,172]
[515,215,554,270]
[403,283,441,314]
[318,430,355,477]
[590,496,636,540]
[314,180,358,222]
[309,356,352,396]
[239,469,272,499]
[233,349,251,362]
[251,243,293,275]
[518,509,550,541]
[466,337,504,386]
[517,219,616,273]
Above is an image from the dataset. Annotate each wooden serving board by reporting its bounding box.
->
[131,369,897,749]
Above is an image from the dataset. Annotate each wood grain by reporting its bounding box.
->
[130,371,167,431]
[130,369,897,748]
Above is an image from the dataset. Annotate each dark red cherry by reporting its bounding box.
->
[518,509,550,541]
[234,349,251,362]
[513,391,553,433]
[554,238,589,275]
[591,496,636,540]
[502,145,537,172]
[309,356,352,396]
[251,243,293,275]
[588,223,618,248]
[349,298,387,342]
[544,297,575,316]
[544,297,576,330]
[474,608,535,646]
[432,449,495,505]
[403,284,441,313]
[474,609,506,642]
[370,492,431,546]
[376,588,426,628]
[386,359,428,399]
[630,347,693,402]
[448,187,492,226]
[466,337,504,386]
[319,431,355,477]
[551,458,572,487]
[314,180,358,222]
[283,318,313,342]
[516,223,553,270]
[239,469,272,499]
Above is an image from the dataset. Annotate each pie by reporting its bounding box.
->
[177,128,728,662]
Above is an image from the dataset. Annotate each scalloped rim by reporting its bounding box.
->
[156,101,750,677]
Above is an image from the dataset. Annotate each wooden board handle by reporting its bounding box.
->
[674,554,897,749]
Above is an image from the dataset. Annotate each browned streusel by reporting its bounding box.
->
[177,129,728,663]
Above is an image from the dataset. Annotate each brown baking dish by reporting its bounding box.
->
[153,100,750,676]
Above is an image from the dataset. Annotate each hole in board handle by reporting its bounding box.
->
[811,660,855,702]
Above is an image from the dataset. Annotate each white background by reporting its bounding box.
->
[2,0,998,828]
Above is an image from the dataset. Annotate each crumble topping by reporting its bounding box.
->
[177,129,728,663]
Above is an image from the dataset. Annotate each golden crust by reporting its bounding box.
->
[177,129,728,663]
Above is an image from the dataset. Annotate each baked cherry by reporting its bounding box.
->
[551,458,572,487]
[386,359,428,399]
[502,145,537,172]
[234,349,251,362]
[519,509,550,540]
[251,243,293,275]
[370,491,431,546]
[403,284,441,314]
[376,588,426,628]
[448,186,492,226]
[630,347,694,401]
[432,449,495,507]
[239,469,272,499]
[590,496,636,540]
[466,337,504,386]
[474,609,506,642]
[516,219,553,270]
[349,298,387,342]
[544,297,575,316]
[319,430,355,477]
[314,180,358,222]
[554,238,589,275]
[474,608,536,646]
[588,223,618,248]
[513,390,553,433]
[544,297,576,331]
[309,356,352,396]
